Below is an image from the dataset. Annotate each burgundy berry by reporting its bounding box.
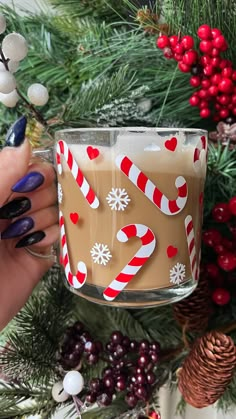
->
[130,340,138,351]
[86,392,97,403]
[80,331,91,343]
[122,336,131,348]
[116,377,126,391]
[73,321,84,334]
[136,373,147,385]
[135,386,148,401]
[139,339,150,353]
[103,376,115,390]
[146,372,156,384]
[102,367,114,377]
[84,341,97,354]
[87,353,99,365]
[125,392,138,407]
[111,331,123,344]
[150,342,161,354]
[138,354,150,367]
[90,378,103,392]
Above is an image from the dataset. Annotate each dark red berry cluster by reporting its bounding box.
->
[157,24,236,121]
[58,321,103,369]
[202,196,236,305]
[86,331,161,408]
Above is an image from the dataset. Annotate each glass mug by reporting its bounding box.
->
[41,128,207,308]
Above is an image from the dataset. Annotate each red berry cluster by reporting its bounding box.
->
[157,24,236,121]
[59,325,161,409]
[202,196,236,305]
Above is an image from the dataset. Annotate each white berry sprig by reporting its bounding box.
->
[0,13,51,134]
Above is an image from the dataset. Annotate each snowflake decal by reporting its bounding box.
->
[58,183,63,204]
[106,188,130,211]
[170,262,186,285]
[90,243,112,266]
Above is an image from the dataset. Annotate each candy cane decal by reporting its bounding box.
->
[115,155,187,215]
[60,211,87,288]
[56,140,99,209]
[193,135,207,167]
[185,215,198,281]
[103,224,156,301]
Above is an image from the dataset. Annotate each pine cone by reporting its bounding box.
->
[178,331,236,408]
[173,274,212,333]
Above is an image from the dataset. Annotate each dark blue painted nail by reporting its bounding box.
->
[1,216,34,239]
[5,116,27,147]
[11,172,44,193]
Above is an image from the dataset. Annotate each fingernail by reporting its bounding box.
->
[0,197,31,219]
[5,115,27,147]
[11,172,44,193]
[1,216,34,239]
[15,230,45,248]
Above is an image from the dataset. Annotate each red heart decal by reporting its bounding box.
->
[70,212,79,224]
[87,146,100,160]
[167,245,178,258]
[165,137,177,152]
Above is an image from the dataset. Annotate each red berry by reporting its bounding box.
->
[190,76,201,87]
[198,89,209,99]
[211,47,221,57]
[215,103,222,110]
[149,412,161,419]
[189,95,200,106]
[214,244,226,255]
[219,108,230,119]
[203,64,214,76]
[218,252,236,271]
[197,24,212,40]
[217,94,231,105]
[169,35,179,48]
[202,228,222,246]
[212,202,231,222]
[182,50,198,66]
[200,108,211,118]
[208,85,218,96]
[231,94,236,104]
[212,288,231,305]
[174,52,183,61]
[157,35,170,49]
[178,62,191,72]
[213,114,221,122]
[220,59,232,69]
[163,47,174,59]
[232,107,236,116]
[199,40,213,54]
[206,263,220,278]
[212,35,227,50]
[181,35,194,50]
[222,238,233,250]
[218,78,233,94]
[200,55,212,67]
[211,28,222,39]
[199,100,209,109]
[229,197,236,215]
[211,73,222,85]
[211,57,221,67]
[222,67,233,78]
[201,79,211,89]
[232,71,236,81]
[174,43,185,55]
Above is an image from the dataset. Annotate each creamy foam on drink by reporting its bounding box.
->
[57,129,206,303]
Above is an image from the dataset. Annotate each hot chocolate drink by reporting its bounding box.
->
[55,128,207,307]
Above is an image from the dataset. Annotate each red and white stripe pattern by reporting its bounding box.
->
[193,135,207,168]
[56,140,99,209]
[103,224,156,301]
[115,154,187,215]
[185,215,198,281]
[60,211,87,288]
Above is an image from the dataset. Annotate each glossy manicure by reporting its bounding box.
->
[5,115,27,147]
[11,172,44,193]
[0,197,31,219]
[15,230,45,248]
[1,216,34,239]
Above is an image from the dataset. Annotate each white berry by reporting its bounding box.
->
[0,14,6,34]
[0,89,19,107]
[52,381,70,403]
[0,71,16,93]
[2,32,28,61]
[8,60,19,73]
[27,83,49,106]
[63,371,84,396]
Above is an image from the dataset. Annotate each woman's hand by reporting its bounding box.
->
[0,138,59,330]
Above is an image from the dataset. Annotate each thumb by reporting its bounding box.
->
[0,140,31,205]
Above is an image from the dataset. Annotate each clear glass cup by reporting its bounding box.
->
[54,127,207,308]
